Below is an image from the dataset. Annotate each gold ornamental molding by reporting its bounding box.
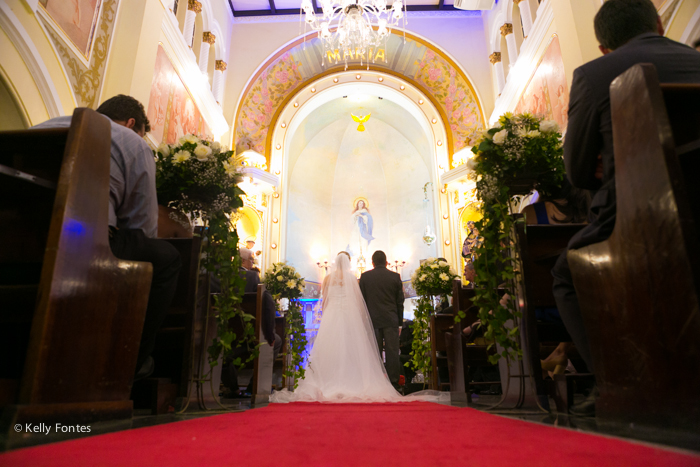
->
[203,32,216,44]
[500,23,513,36]
[489,52,502,64]
[188,0,203,13]
[215,60,227,72]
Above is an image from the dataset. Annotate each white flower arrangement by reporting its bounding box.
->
[411,258,459,296]
[263,262,306,300]
[154,134,245,220]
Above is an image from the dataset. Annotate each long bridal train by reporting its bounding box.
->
[270,254,448,404]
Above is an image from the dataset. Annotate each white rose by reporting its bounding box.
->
[194,144,213,161]
[425,257,435,263]
[172,150,191,165]
[210,141,221,152]
[439,261,448,267]
[179,134,199,145]
[525,130,541,138]
[540,120,559,134]
[157,143,170,157]
[439,273,449,281]
[493,129,508,145]
[430,264,438,269]
[466,157,478,171]
[277,276,285,281]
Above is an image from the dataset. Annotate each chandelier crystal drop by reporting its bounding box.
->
[300,0,407,69]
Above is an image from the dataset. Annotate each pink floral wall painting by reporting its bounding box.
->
[147,45,211,145]
[515,36,569,131]
[234,33,484,165]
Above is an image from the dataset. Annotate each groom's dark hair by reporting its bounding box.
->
[372,250,387,267]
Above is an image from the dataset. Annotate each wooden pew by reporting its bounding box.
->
[228,284,273,405]
[0,109,152,442]
[515,219,592,412]
[132,228,206,414]
[275,315,287,389]
[445,281,501,402]
[430,313,455,391]
[568,64,700,430]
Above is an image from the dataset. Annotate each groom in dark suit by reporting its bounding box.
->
[551,0,700,414]
[360,250,405,387]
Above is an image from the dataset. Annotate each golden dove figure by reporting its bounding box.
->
[351,113,371,132]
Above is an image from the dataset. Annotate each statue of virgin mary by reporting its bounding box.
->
[346,198,374,259]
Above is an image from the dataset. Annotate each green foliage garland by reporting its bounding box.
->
[407,258,459,382]
[263,262,307,388]
[154,135,255,369]
[469,113,565,363]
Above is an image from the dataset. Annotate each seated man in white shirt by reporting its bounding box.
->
[32,95,181,380]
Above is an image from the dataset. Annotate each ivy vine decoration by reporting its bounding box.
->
[467,113,565,364]
[263,262,307,389]
[408,258,459,384]
[153,135,255,370]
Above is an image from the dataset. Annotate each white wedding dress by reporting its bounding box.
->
[270,254,448,404]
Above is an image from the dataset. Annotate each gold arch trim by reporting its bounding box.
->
[263,65,457,168]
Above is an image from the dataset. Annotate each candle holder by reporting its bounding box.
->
[390,260,406,278]
[316,259,329,275]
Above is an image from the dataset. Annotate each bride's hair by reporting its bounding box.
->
[337,251,351,260]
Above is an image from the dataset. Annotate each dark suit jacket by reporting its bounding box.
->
[240,268,276,345]
[359,266,404,328]
[564,33,700,249]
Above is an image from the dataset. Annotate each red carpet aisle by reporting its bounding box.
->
[1,402,699,467]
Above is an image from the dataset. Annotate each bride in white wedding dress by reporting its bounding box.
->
[270,253,448,403]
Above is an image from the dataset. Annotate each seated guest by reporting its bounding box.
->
[552,0,700,415]
[523,181,590,377]
[32,95,182,381]
[522,180,590,226]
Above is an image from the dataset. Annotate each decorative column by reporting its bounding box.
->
[514,0,533,39]
[501,23,518,66]
[183,0,202,48]
[213,60,227,104]
[490,52,505,94]
[199,31,215,74]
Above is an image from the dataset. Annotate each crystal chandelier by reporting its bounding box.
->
[300,0,406,68]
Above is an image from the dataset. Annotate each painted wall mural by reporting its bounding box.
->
[147,45,212,145]
[514,36,568,131]
[39,0,116,108]
[40,0,102,57]
[234,32,484,162]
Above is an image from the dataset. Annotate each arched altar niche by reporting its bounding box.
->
[267,73,446,282]
[233,30,486,170]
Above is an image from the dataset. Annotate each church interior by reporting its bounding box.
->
[1,0,700,464]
